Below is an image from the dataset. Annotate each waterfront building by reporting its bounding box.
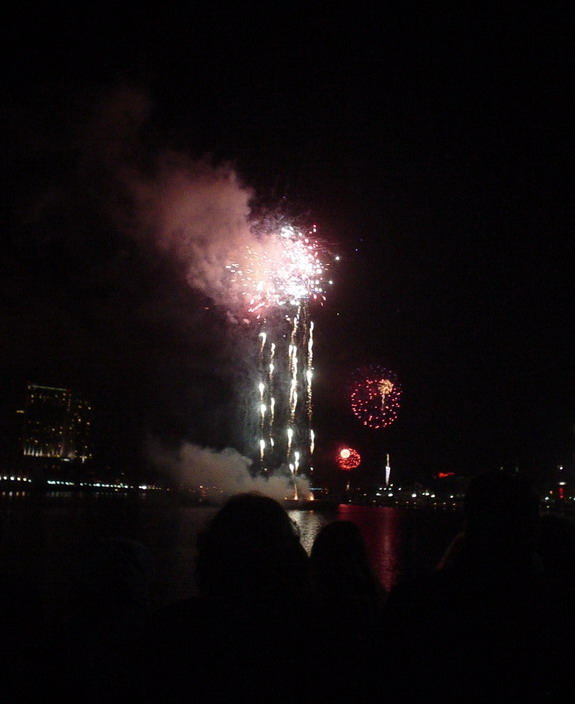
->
[20,384,93,462]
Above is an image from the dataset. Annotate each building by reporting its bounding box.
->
[20,384,93,462]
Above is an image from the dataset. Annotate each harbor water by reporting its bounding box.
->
[0,491,464,624]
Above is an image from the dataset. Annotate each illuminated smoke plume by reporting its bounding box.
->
[8,82,335,498]
[123,154,257,316]
[146,438,311,504]
[117,139,335,497]
[122,155,331,321]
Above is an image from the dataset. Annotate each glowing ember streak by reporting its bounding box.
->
[291,390,298,420]
[287,426,294,455]
[288,310,302,427]
[308,321,314,364]
[304,318,314,424]
[289,462,299,501]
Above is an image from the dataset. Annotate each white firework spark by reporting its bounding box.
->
[226,223,330,316]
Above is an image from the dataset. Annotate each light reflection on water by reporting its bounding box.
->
[288,507,336,554]
[290,504,463,592]
[0,493,463,621]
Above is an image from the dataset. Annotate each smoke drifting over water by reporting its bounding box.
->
[146,438,311,503]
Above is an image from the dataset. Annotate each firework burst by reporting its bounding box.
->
[337,447,361,471]
[225,221,332,317]
[233,217,337,493]
[350,365,402,429]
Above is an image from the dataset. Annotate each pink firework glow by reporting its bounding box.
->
[225,222,333,316]
[350,365,402,429]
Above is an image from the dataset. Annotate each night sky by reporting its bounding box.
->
[1,4,573,486]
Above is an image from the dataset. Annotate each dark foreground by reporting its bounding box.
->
[1,474,574,703]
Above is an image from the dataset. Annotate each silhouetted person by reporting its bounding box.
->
[381,469,558,703]
[310,520,387,700]
[40,535,154,703]
[138,492,315,703]
[310,519,386,644]
[537,511,575,588]
[536,511,575,700]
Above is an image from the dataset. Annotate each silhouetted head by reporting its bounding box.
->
[311,520,371,576]
[194,492,309,600]
[310,519,385,600]
[463,470,539,563]
[537,512,575,582]
[309,519,386,633]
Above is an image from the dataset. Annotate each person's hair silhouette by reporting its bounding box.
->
[195,491,310,601]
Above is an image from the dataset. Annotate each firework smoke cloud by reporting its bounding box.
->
[146,437,311,504]
[123,154,331,323]
[4,82,334,499]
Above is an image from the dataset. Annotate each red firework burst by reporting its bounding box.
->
[337,447,361,470]
[350,365,402,429]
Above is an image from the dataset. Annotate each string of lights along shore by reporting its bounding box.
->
[228,219,338,498]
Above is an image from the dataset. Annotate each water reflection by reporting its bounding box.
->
[288,508,337,554]
[289,506,400,591]
[291,504,463,592]
[0,494,463,619]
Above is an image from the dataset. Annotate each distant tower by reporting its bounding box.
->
[21,384,93,462]
[385,453,391,486]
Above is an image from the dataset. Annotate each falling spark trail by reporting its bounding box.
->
[287,426,293,456]
[289,463,298,501]
[233,220,337,493]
